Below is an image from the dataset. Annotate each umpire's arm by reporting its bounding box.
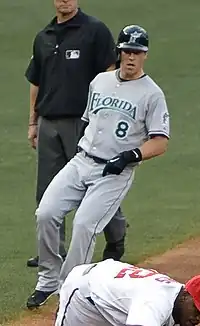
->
[25,35,41,148]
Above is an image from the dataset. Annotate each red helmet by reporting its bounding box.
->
[185,275,200,311]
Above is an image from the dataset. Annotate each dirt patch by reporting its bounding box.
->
[5,304,57,326]
[140,237,200,283]
[6,237,200,326]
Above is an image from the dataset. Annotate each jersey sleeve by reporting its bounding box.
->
[93,21,116,73]
[126,293,172,326]
[25,36,41,86]
[81,83,93,122]
[145,92,170,139]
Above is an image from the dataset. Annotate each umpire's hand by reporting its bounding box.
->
[102,154,127,176]
[28,124,37,149]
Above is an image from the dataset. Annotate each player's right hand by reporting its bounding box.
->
[28,125,38,149]
[102,154,126,176]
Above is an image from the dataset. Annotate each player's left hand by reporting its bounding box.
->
[102,154,127,176]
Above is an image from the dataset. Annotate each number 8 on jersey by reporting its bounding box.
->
[115,121,130,138]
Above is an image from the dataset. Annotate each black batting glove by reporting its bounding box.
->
[102,155,126,176]
[102,148,142,177]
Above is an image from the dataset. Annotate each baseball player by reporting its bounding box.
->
[55,259,200,326]
[27,24,170,309]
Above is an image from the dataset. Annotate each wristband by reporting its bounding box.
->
[123,148,142,164]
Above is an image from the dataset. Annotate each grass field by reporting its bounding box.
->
[1,0,200,324]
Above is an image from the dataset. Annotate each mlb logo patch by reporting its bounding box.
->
[65,50,80,59]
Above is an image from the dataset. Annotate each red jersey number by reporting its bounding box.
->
[114,266,175,284]
[114,266,158,279]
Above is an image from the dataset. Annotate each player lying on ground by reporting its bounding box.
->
[55,259,200,326]
[27,24,170,309]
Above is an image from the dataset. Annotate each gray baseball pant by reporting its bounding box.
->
[36,117,127,258]
[35,151,134,291]
[37,117,82,256]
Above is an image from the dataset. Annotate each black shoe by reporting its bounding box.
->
[27,256,39,268]
[27,289,58,309]
[27,254,66,268]
[103,236,125,261]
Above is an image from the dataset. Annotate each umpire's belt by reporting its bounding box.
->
[78,147,108,164]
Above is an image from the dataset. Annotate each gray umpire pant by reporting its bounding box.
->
[37,117,126,258]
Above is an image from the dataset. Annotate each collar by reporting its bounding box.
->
[45,8,85,32]
[116,69,147,82]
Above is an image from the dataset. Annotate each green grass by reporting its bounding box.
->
[1,0,200,323]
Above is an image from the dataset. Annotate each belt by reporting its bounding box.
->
[78,147,108,164]
[86,296,95,306]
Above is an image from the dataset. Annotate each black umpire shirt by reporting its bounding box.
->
[25,8,116,118]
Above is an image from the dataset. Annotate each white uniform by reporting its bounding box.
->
[55,259,182,326]
[36,70,170,292]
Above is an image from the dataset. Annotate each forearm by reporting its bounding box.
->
[121,137,168,165]
[139,136,169,161]
[103,136,168,176]
[29,83,39,125]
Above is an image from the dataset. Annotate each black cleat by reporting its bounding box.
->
[27,256,39,268]
[103,236,125,261]
[27,254,66,268]
[27,289,58,309]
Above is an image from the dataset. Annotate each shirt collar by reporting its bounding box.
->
[46,8,85,32]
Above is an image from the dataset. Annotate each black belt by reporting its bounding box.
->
[86,296,95,306]
[78,147,108,164]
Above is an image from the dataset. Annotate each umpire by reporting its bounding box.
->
[25,0,127,270]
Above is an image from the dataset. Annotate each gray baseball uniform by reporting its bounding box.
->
[35,70,170,292]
